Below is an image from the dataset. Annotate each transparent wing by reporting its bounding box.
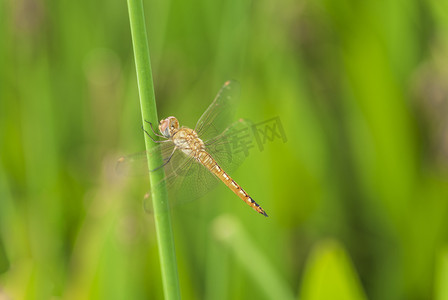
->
[194,80,241,143]
[204,119,253,174]
[116,140,179,177]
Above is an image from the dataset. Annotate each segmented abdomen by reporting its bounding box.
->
[196,151,268,217]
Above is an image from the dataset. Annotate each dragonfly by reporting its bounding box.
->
[117,80,268,217]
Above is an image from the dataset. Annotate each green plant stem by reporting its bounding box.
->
[126,0,181,299]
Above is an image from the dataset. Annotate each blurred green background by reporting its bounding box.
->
[1,0,448,299]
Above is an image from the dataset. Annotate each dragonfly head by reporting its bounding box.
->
[159,116,179,138]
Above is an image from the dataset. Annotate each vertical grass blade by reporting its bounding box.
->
[126,0,181,299]
[435,247,448,300]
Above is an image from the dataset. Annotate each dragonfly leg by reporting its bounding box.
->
[149,147,177,172]
[144,120,165,138]
[142,126,166,143]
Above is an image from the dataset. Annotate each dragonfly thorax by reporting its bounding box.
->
[173,128,205,156]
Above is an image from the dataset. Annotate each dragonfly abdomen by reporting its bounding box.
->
[197,151,268,217]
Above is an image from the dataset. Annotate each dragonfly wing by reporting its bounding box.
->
[204,119,253,175]
[117,140,216,205]
[194,80,241,143]
[166,157,219,201]
[116,140,176,177]
[145,153,220,211]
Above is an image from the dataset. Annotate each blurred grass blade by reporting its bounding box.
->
[0,167,10,275]
[204,233,230,300]
[300,240,367,300]
[126,0,180,299]
[212,215,295,300]
[435,247,448,300]
[0,237,8,274]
